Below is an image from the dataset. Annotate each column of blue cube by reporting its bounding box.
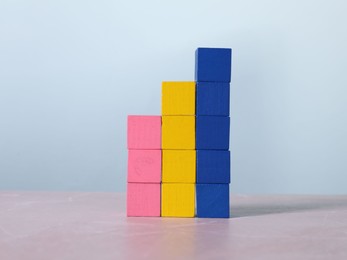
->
[195,48,232,218]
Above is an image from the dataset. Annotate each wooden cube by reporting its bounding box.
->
[162,116,195,149]
[196,82,230,116]
[161,183,195,217]
[195,48,232,83]
[196,150,230,184]
[128,150,161,183]
[127,116,161,149]
[162,82,195,115]
[196,184,229,218]
[162,150,196,183]
[127,183,161,217]
[196,116,229,150]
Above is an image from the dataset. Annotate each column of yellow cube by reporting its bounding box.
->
[161,82,196,217]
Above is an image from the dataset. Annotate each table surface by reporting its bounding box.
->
[0,192,346,260]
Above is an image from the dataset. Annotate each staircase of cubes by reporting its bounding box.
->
[127,48,232,218]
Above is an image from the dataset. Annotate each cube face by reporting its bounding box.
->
[195,48,232,83]
[162,150,196,183]
[128,150,161,183]
[196,82,230,116]
[161,183,195,217]
[162,82,195,115]
[196,184,229,218]
[162,116,195,150]
[127,183,161,217]
[197,150,230,184]
[127,116,161,149]
[196,116,230,150]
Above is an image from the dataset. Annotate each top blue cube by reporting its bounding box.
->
[195,48,232,83]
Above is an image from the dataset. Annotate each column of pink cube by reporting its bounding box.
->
[127,115,161,217]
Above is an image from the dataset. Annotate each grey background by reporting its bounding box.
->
[1,0,346,194]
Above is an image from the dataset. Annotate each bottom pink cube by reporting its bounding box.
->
[127,183,161,217]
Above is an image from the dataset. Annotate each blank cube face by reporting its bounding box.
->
[128,150,161,183]
[195,48,232,83]
[196,116,230,150]
[196,82,230,116]
[196,184,229,218]
[162,116,195,149]
[127,183,161,217]
[161,183,195,217]
[162,150,196,183]
[127,116,161,149]
[162,82,195,115]
[197,150,230,184]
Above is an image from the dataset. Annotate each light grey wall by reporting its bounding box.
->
[1,0,346,193]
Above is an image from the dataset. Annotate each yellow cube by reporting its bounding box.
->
[161,183,195,217]
[162,116,195,149]
[162,150,196,183]
[162,82,195,115]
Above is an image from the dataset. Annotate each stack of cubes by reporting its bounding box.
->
[127,47,231,218]
[127,116,162,216]
[161,82,196,217]
[195,48,232,218]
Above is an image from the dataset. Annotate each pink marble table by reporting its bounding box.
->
[0,192,346,260]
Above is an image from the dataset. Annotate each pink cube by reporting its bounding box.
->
[127,183,161,217]
[128,150,161,183]
[127,116,161,149]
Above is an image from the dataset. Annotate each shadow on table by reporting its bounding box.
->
[230,196,347,218]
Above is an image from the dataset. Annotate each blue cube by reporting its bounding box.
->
[196,116,230,150]
[195,48,232,83]
[197,150,230,184]
[196,184,230,218]
[196,82,230,116]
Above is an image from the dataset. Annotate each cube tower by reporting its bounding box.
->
[127,48,232,218]
[127,116,161,216]
[195,48,231,218]
[161,82,196,217]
